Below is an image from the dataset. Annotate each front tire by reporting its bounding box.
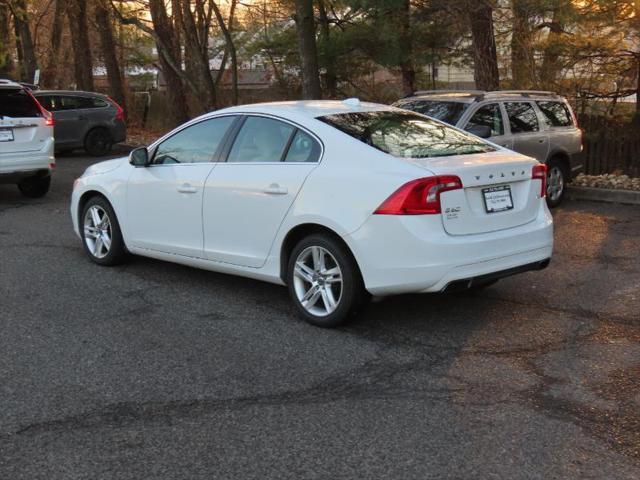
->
[84,128,112,156]
[18,174,51,198]
[546,158,567,208]
[287,234,368,328]
[81,196,128,266]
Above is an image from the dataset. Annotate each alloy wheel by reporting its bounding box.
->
[547,166,564,202]
[83,205,112,259]
[292,246,343,317]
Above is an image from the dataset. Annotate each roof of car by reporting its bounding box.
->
[33,90,108,97]
[214,100,397,119]
[397,90,564,104]
[0,78,23,89]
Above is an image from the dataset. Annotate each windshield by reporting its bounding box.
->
[0,88,42,119]
[318,111,495,158]
[394,99,468,125]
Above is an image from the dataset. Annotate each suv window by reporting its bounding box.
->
[0,88,42,118]
[395,100,468,125]
[319,111,495,158]
[228,116,295,163]
[40,95,104,111]
[466,103,504,137]
[504,102,539,133]
[537,101,573,127]
[153,116,236,165]
[283,130,321,162]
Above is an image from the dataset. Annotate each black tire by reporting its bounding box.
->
[80,196,128,266]
[286,233,369,328]
[84,128,112,157]
[545,157,568,208]
[17,174,51,198]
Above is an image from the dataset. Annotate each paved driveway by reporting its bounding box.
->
[1,153,639,479]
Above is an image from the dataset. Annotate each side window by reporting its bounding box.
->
[36,95,54,111]
[537,101,573,127]
[58,96,82,110]
[228,116,295,163]
[505,102,539,134]
[284,130,321,162]
[465,103,504,137]
[153,116,235,165]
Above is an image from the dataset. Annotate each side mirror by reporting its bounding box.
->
[466,125,492,139]
[129,147,149,167]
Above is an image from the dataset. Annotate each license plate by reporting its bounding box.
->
[0,128,14,142]
[482,185,514,213]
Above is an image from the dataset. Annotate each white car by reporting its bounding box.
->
[71,100,553,327]
[0,79,55,197]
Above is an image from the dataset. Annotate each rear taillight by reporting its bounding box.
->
[532,164,547,198]
[374,176,463,215]
[26,89,55,127]
[43,108,55,127]
[108,96,125,121]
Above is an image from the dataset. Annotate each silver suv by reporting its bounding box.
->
[394,90,583,207]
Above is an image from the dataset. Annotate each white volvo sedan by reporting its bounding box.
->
[71,100,553,327]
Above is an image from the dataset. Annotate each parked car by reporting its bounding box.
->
[70,100,553,327]
[393,90,583,207]
[0,79,55,198]
[34,90,126,156]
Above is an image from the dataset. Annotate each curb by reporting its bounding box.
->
[566,186,640,206]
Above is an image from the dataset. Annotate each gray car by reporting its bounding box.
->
[394,90,583,207]
[34,90,126,157]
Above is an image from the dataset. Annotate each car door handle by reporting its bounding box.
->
[177,184,197,194]
[263,184,288,195]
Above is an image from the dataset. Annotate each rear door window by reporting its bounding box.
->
[536,101,573,127]
[0,88,42,118]
[465,103,504,137]
[227,116,295,163]
[504,102,539,134]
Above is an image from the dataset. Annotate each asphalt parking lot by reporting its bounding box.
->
[1,153,639,479]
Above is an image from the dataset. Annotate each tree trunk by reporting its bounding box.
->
[511,0,535,89]
[148,0,189,126]
[68,0,94,90]
[317,0,337,98]
[294,0,321,99]
[41,0,65,88]
[212,0,238,105]
[95,2,126,110]
[398,0,415,96]
[468,0,499,91]
[539,1,571,88]
[0,2,13,78]
[181,0,216,111]
[12,0,38,83]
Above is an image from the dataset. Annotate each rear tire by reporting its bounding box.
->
[546,157,567,208]
[17,174,51,198]
[80,196,128,266]
[286,233,368,328]
[84,128,112,157]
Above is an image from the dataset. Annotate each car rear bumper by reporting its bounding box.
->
[111,120,126,144]
[0,141,55,181]
[344,201,554,296]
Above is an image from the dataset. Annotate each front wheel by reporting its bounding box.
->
[287,234,368,328]
[18,174,51,198]
[81,196,128,266]
[546,158,567,208]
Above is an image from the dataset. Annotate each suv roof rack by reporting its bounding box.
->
[406,90,486,98]
[484,90,558,98]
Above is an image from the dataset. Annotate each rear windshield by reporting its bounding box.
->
[394,100,468,125]
[318,111,495,158]
[0,88,42,118]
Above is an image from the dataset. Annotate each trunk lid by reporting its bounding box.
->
[407,151,541,235]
